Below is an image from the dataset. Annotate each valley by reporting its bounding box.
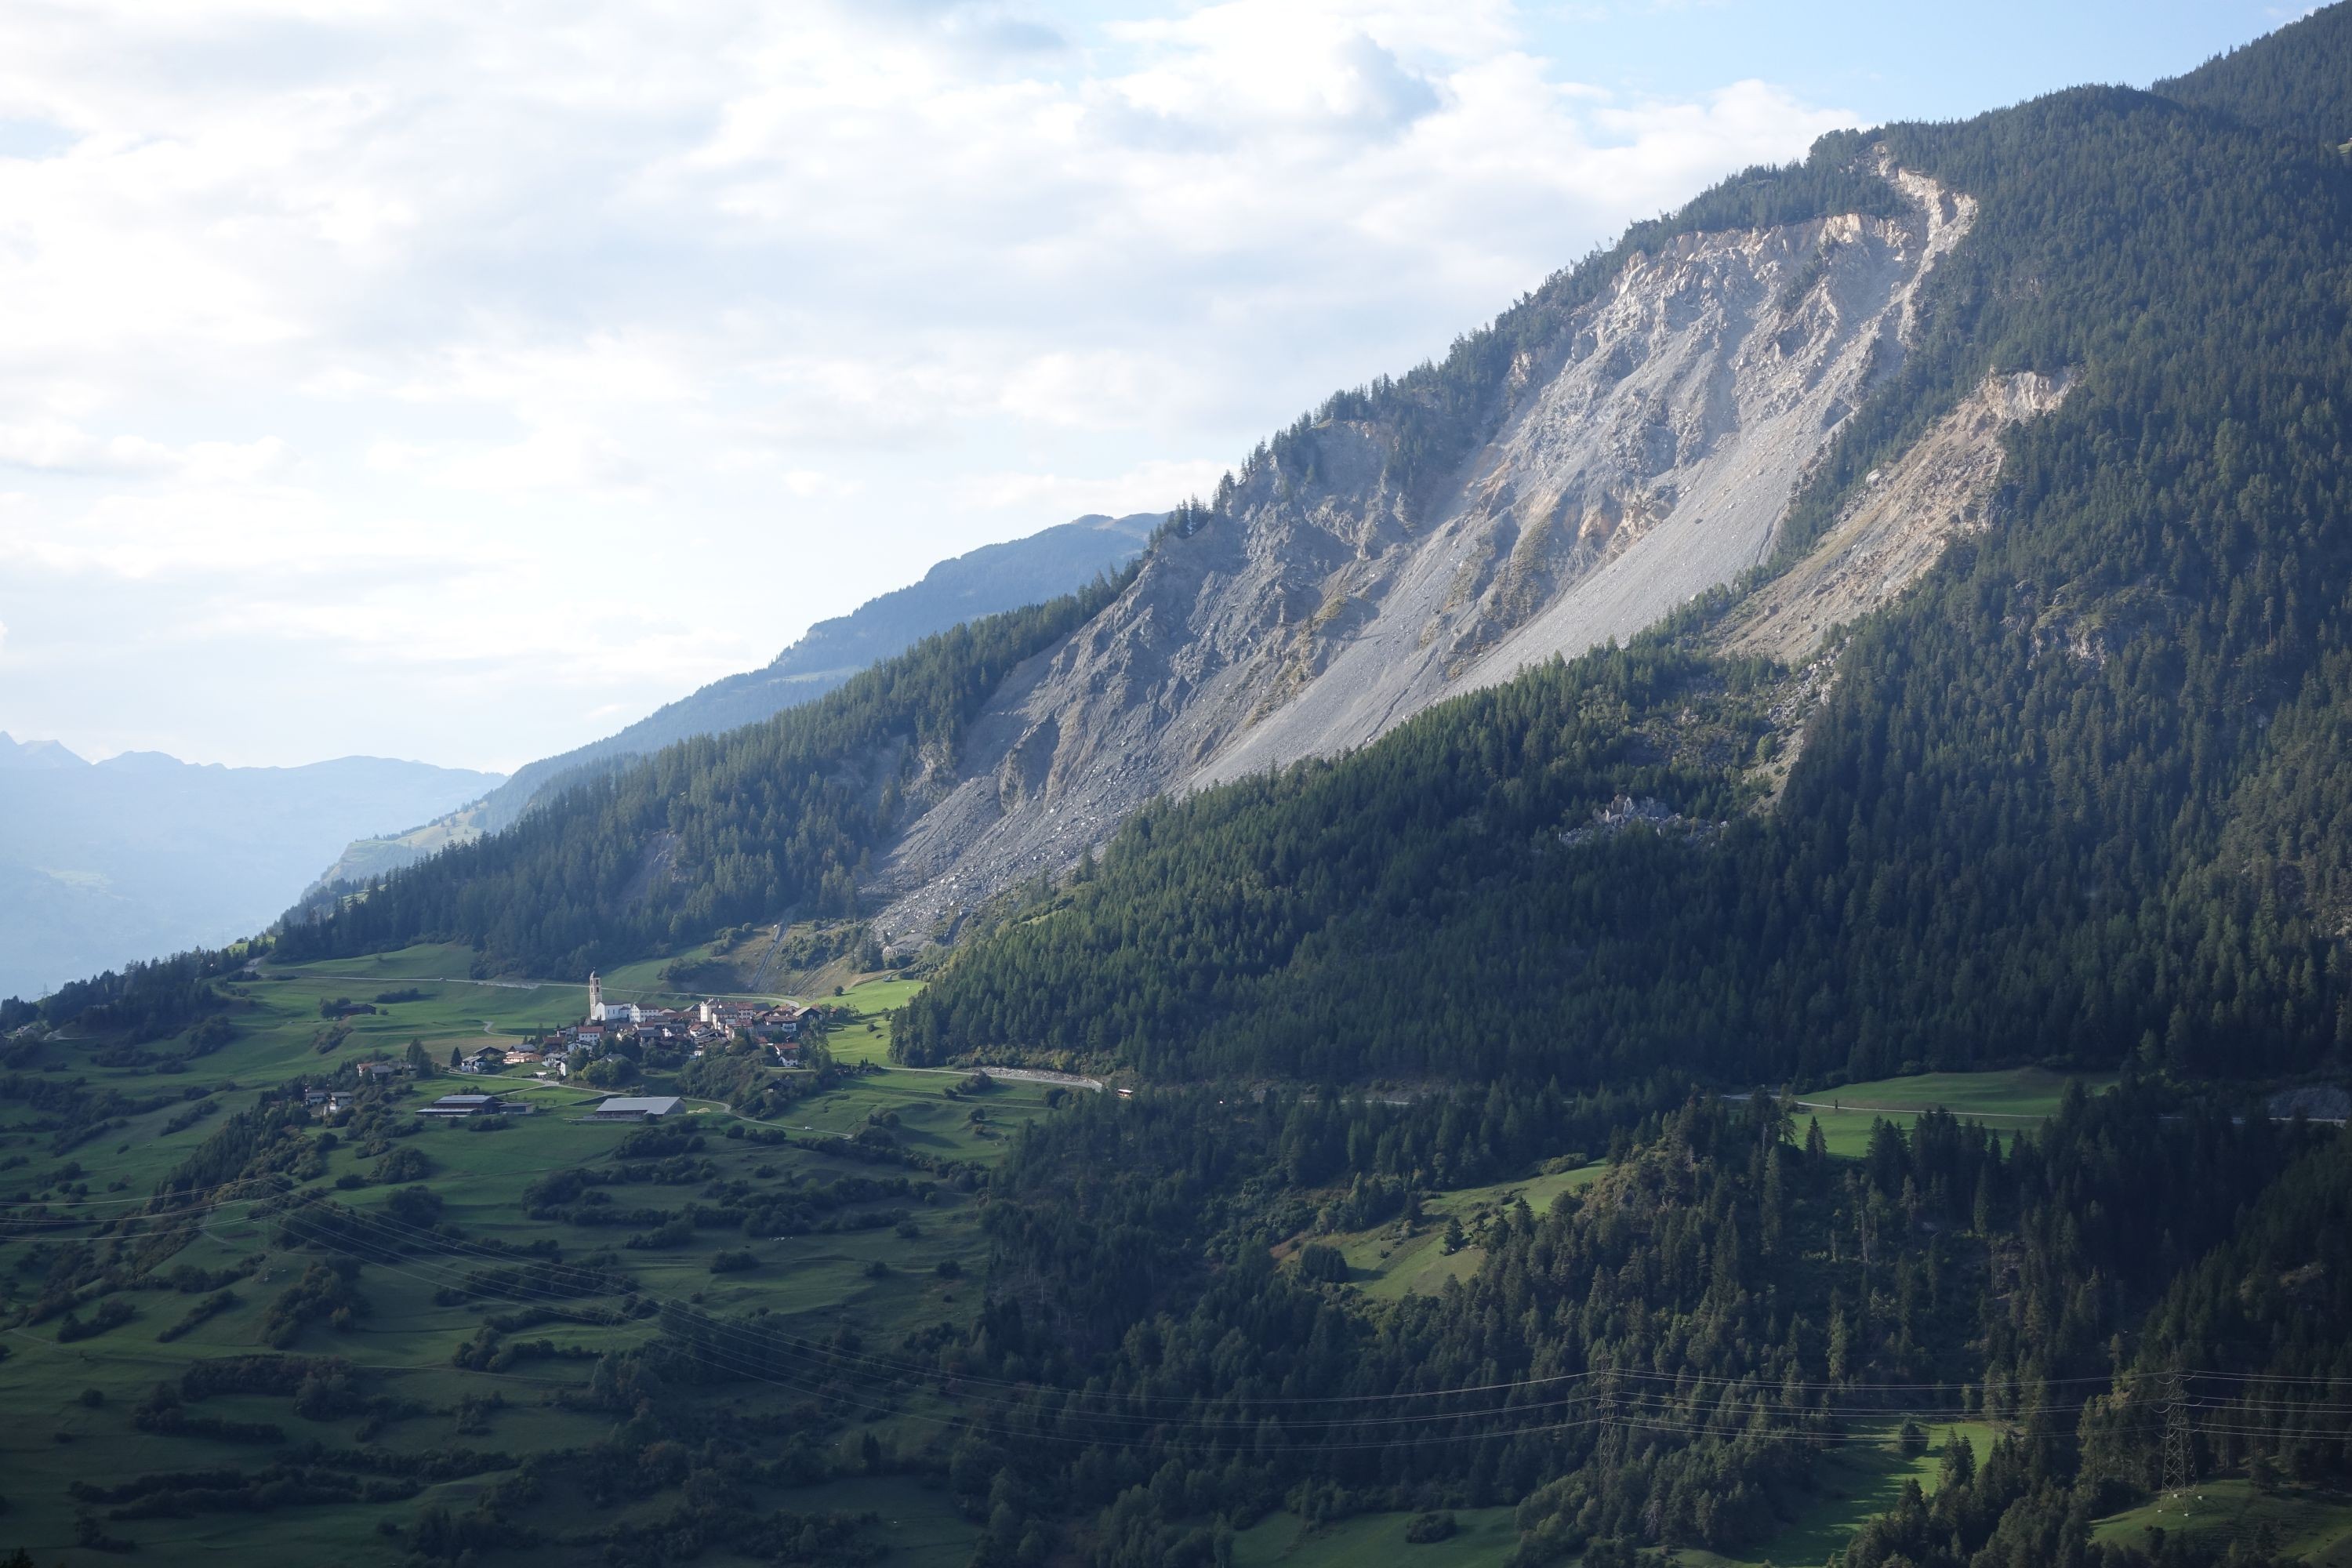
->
[13,8,2352,1567]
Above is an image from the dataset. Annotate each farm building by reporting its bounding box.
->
[591,1095,683,1122]
[419,1093,508,1118]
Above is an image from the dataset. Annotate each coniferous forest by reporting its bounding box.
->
[13,10,2352,1568]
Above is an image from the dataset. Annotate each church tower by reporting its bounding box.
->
[587,971,602,1022]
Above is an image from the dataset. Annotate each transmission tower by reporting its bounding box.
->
[2161,1371,2192,1495]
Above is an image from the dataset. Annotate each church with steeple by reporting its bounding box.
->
[587,971,631,1025]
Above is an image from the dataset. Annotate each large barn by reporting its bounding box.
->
[590,1095,682,1122]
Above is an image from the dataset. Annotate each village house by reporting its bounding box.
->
[354,1060,408,1082]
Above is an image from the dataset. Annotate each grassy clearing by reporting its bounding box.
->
[756,1064,1050,1160]
[1307,1163,1609,1300]
[1792,1067,2119,1160]
[1679,1422,1997,1568]
[1231,1504,1522,1566]
[2092,1480,2352,1566]
[824,978,927,1067]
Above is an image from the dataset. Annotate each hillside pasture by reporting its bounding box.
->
[1791,1066,2120,1158]
[1301,1161,1609,1300]
[2092,1479,2352,1566]
[0,953,1042,1564]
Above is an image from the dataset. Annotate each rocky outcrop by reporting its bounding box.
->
[1719,368,2071,662]
[872,165,1979,943]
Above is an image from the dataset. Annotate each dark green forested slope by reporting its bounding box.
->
[2158,8,2352,146]
[898,46,2352,1091]
[803,1080,2324,1566]
[275,578,1131,977]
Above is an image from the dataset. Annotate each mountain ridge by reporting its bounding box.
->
[267,5,2352,1113]
[0,746,501,999]
[304,510,1160,894]
[869,159,1977,942]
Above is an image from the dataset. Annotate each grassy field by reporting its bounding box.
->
[825,978,928,1067]
[1676,1423,1997,1568]
[2092,1479,2352,1566]
[1307,1162,1610,1300]
[0,953,1032,1564]
[1791,1067,2119,1159]
[1231,1504,1523,1565]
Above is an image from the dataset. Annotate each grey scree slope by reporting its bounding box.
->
[871,166,1980,943]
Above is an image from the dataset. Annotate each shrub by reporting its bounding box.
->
[710,1250,757,1274]
[56,1299,136,1342]
[1297,1243,1350,1284]
[157,1290,241,1344]
[382,1183,440,1223]
[1404,1512,1457,1544]
[373,1145,433,1183]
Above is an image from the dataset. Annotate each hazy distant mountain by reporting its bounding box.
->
[309,511,1158,888]
[0,737,500,999]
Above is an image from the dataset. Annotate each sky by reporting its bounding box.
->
[0,0,2303,773]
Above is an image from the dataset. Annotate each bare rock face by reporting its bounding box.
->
[873,166,1976,942]
[1719,368,2072,663]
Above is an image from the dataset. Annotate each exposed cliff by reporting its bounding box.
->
[1719,368,2071,663]
[873,164,1975,942]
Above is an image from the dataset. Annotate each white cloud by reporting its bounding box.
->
[0,0,1854,769]
[0,421,287,479]
[962,456,1232,517]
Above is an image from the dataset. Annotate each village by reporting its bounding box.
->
[447,971,815,1080]
[304,971,826,1125]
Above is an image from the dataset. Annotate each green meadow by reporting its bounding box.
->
[1306,1160,1611,1300]
[1791,1066,2120,1159]
[1230,1503,1523,1566]
[2091,1479,2352,1566]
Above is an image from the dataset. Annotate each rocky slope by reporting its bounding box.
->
[1719,367,2071,662]
[872,165,1979,943]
